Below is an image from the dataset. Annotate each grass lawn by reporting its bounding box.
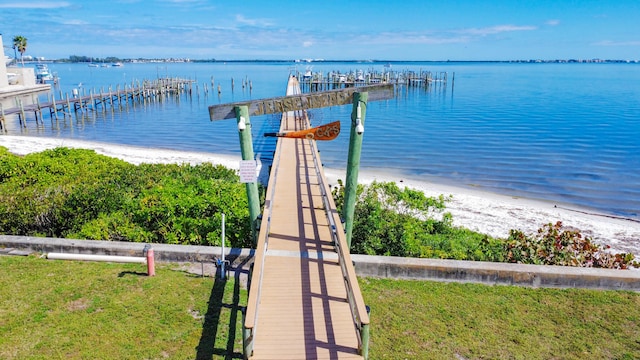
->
[361,278,640,360]
[1,255,639,359]
[0,255,245,360]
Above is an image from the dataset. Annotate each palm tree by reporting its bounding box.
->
[12,35,27,66]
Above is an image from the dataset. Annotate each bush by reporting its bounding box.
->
[332,180,637,269]
[0,147,253,247]
[332,180,493,259]
[506,221,639,269]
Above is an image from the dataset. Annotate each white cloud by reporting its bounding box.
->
[593,40,640,47]
[0,1,71,8]
[303,41,313,47]
[62,19,89,25]
[367,32,470,45]
[461,25,537,36]
[235,14,273,27]
[546,19,560,26]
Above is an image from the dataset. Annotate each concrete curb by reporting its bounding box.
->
[2,235,639,292]
[0,235,254,267]
[352,254,640,291]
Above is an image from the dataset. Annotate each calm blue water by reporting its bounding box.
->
[3,62,640,220]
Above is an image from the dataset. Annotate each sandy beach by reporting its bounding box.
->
[2,135,639,257]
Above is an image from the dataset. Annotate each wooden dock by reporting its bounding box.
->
[243,76,369,359]
[0,77,195,130]
[298,68,452,92]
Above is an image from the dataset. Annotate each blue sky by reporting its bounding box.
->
[1,0,639,61]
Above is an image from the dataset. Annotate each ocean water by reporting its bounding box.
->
[2,61,639,220]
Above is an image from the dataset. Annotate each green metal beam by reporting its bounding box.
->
[343,91,368,248]
[235,106,261,247]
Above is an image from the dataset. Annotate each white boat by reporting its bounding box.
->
[35,63,54,83]
[112,62,123,67]
[88,63,99,67]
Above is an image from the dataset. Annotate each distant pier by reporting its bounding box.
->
[297,69,453,92]
[0,77,196,130]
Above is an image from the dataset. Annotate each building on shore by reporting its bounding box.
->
[1,34,50,109]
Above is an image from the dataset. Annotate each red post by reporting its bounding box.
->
[146,248,156,276]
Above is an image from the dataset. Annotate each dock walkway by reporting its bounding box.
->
[243,76,369,359]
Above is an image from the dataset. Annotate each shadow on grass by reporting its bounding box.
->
[195,255,249,360]
[117,271,148,277]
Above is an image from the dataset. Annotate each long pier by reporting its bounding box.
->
[242,76,370,359]
[0,77,195,130]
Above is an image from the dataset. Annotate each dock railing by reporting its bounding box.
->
[307,119,371,358]
[242,109,286,358]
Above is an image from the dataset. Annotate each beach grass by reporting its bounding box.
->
[1,255,639,359]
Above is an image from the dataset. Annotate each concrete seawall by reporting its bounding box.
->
[351,254,640,291]
[1,235,638,292]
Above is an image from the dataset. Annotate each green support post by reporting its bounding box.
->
[361,323,370,359]
[235,105,261,247]
[343,92,368,249]
[242,308,253,359]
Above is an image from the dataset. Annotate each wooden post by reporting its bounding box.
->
[343,91,368,248]
[235,105,261,247]
[100,90,105,113]
[0,104,5,131]
[19,99,26,128]
[51,92,59,121]
[452,72,455,92]
[35,96,42,124]
[65,93,72,118]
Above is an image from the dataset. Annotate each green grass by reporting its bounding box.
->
[2,256,639,359]
[0,255,245,360]
[361,277,640,359]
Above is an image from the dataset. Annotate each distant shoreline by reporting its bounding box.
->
[2,135,639,258]
[34,59,640,65]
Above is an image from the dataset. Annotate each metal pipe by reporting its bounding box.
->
[47,253,146,263]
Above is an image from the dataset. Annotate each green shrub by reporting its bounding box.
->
[332,180,635,269]
[333,180,475,258]
[0,147,252,247]
[507,221,639,269]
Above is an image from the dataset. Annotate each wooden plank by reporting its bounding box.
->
[209,83,394,121]
[246,76,364,360]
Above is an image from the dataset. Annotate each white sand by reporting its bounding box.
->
[2,135,639,257]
